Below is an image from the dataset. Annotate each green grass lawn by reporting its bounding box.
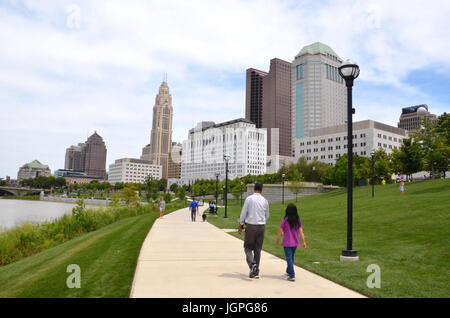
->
[0,202,184,297]
[207,179,450,298]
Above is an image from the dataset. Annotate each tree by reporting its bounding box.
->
[231,184,242,202]
[321,165,335,185]
[287,170,304,202]
[177,188,186,203]
[391,138,423,180]
[120,185,140,205]
[320,154,370,187]
[410,114,450,178]
[158,178,168,192]
[372,148,393,184]
[310,160,329,183]
[435,112,450,143]
[170,183,179,193]
[164,192,172,203]
[145,176,160,202]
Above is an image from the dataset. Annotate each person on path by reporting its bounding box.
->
[400,180,405,196]
[276,204,306,282]
[189,197,199,222]
[159,196,166,219]
[238,182,269,279]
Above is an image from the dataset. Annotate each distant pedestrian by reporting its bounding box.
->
[400,180,405,196]
[189,197,199,222]
[276,204,306,282]
[238,182,269,279]
[159,196,166,219]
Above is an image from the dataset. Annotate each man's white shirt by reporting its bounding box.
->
[238,193,269,225]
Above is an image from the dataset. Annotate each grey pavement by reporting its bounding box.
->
[130,206,365,298]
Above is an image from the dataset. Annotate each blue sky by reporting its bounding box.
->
[0,0,449,178]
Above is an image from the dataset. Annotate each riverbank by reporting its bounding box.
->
[0,201,185,297]
[0,200,185,266]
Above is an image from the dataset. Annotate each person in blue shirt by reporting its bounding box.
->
[189,197,199,222]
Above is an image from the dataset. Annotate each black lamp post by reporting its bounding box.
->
[282,173,286,204]
[215,172,219,214]
[370,151,375,198]
[223,154,231,218]
[338,59,360,262]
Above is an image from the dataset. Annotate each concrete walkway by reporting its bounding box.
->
[130,206,365,298]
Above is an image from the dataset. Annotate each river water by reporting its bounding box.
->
[0,199,95,230]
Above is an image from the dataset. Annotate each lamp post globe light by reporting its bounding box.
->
[281,173,286,204]
[370,151,375,198]
[223,154,231,218]
[338,59,360,262]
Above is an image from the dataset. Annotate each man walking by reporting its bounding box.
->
[238,182,269,279]
[189,197,199,222]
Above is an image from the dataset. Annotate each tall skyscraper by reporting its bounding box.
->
[82,132,107,179]
[245,68,267,129]
[141,81,173,179]
[397,104,437,131]
[64,143,85,171]
[291,42,347,155]
[245,58,292,156]
[64,132,107,179]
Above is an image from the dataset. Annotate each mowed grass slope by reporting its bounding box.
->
[208,179,450,298]
[0,204,183,298]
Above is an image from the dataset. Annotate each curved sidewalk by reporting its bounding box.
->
[130,206,365,298]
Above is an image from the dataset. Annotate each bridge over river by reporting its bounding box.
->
[0,186,50,196]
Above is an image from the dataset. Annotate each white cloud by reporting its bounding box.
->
[0,0,449,177]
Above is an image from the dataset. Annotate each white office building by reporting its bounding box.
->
[108,158,162,185]
[181,118,267,184]
[295,120,407,165]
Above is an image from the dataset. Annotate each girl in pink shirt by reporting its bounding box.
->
[276,204,306,281]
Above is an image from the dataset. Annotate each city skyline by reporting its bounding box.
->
[1,0,450,178]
